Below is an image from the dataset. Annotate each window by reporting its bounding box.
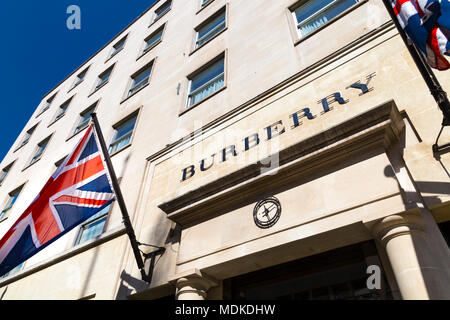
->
[0,163,13,185]
[109,114,138,154]
[187,55,225,107]
[127,63,153,97]
[72,68,89,88]
[53,99,71,122]
[292,0,359,38]
[73,103,96,135]
[29,136,51,166]
[153,0,171,22]
[201,0,214,8]
[142,26,164,55]
[109,36,127,58]
[0,186,23,221]
[38,94,56,116]
[94,66,114,91]
[195,9,226,49]
[74,204,111,245]
[17,124,37,149]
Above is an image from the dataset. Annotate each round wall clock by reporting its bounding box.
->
[253,196,282,229]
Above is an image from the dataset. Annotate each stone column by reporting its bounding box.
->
[171,269,218,300]
[370,211,450,300]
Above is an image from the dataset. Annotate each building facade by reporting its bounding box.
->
[0,0,449,300]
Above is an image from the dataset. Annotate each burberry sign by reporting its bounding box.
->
[181,73,376,182]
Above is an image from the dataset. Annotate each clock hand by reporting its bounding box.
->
[263,206,271,221]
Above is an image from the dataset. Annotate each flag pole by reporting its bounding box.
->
[90,113,151,283]
[381,0,450,127]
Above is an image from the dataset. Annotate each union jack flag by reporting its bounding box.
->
[0,125,115,277]
[392,0,450,70]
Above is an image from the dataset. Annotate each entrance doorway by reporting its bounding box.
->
[224,241,393,300]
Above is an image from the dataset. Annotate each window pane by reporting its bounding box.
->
[129,67,152,96]
[0,263,24,279]
[109,116,137,154]
[96,69,112,89]
[76,205,110,245]
[1,187,22,219]
[294,0,357,37]
[144,29,163,53]
[196,11,226,47]
[155,1,171,19]
[188,58,224,106]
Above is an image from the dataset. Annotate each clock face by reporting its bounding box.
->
[253,197,281,229]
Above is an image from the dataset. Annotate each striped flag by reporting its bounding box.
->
[0,126,115,277]
[393,0,450,70]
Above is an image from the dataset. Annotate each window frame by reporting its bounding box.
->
[25,134,53,169]
[138,24,166,60]
[69,66,90,92]
[68,101,99,141]
[197,0,215,14]
[73,204,112,246]
[151,0,172,25]
[0,184,24,222]
[183,52,227,114]
[122,60,155,102]
[108,110,140,156]
[0,161,15,186]
[90,64,116,96]
[36,93,57,118]
[49,97,73,126]
[107,35,128,61]
[14,123,39,152]
[191,5,227,54]
[287,0,367,44]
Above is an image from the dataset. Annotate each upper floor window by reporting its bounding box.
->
[127,63,153,98]
[0,185,23,221]
[29,136,51,166]
[17,124,37,150]
[142,25,164,56]
[94,65,114,92]
[187,55,225,108]
[53,98,72,123]
[195,8,226,49]
[201,0,214,8]
[153,0,171,23]
[72,67,89,89]
[37,94,56,117]
[109,36,127,58]
[292,0,359,38]
[73,102,97,136]
[0,162,14,185]
[109,114,138,155]
[74,204,111,245]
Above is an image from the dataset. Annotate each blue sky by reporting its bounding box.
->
[0,0,157,163]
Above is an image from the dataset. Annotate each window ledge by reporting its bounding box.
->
[66,127,88,142]
[149,9,171,28]
[105,47,124,64]
[88,81,109,98]
[179,85,226,117]
[22,157,42,172]
[0,225,127,287]
[13,142,28,153]
[109,143,132,158]
[67,80,84,94]
[196,0,215,14]
[293,0,368,46]
[47,114,66,128]
[189,27,227,57]
[120,83,150,104]
[136,40,162,61]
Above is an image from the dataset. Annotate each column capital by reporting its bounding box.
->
[368,211,425,246]
[169,269,218,300]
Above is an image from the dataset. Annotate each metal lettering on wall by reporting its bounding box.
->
[181,73,376,183]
